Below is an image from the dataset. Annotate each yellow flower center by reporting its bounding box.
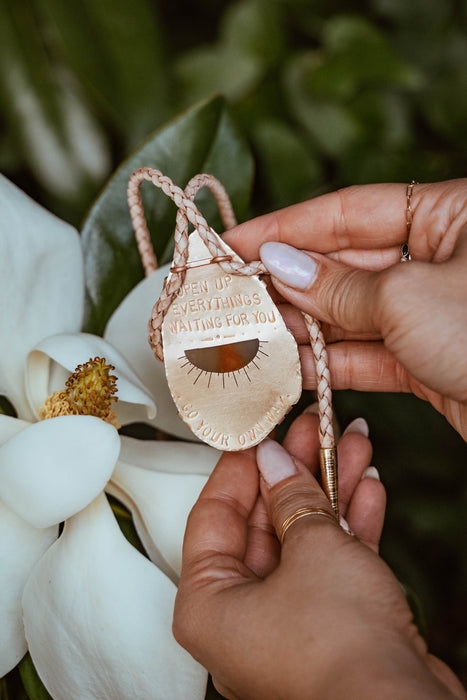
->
[39,357,119,427]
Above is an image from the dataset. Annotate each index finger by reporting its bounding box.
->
[223,183,407,261]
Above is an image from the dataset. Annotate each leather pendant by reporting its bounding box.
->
[162,230,302,450]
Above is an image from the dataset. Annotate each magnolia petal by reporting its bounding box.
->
[0,499,57,676]
[26,332,156,423]
[0,175,84,421]
[23,493,208,700]
[118,433,218,476]
[0,415,120,527]
[0,414,31,445]
[108,436,218,581]
[104,267,195,440]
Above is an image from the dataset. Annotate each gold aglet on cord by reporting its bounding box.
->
[320,447,339,518]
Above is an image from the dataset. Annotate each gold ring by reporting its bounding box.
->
[279,506,338,544]
[406,180,417,235]
[402,180,418,262]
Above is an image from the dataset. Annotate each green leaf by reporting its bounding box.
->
[175,0,285,107]
[19,654,52,700]
[0,396,17,417]
[221,0,286,68]
[0,0,110,202]
[308,16,421,101]
[285,52,362,157]
[38,0,168,143]
[252,119,323,207]
[349,90,412,148]
[418,31,467,146]
[110,497,147,556]
[82,96,254,335]
[175,47,260,105]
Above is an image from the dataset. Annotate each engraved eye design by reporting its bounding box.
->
[179,339,269,388]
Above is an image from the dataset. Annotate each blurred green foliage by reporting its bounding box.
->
[1,0,466,694]
[4,0,467,222]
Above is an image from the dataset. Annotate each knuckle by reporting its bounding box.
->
[270,478,330,532]
[371,266,404,331]
[334,186,359,249]
[320,264,372,331]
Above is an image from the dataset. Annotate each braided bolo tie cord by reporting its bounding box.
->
[127,167,339,517]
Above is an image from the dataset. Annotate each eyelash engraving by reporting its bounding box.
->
[179,339,269,388]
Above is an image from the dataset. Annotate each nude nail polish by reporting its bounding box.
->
[256,439,297,487]
[343,417,369,437]
[361,466,380,481]
[260,242,318,290]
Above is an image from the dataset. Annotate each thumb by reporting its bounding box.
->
[256,439,347,548]
[260,241,385,333]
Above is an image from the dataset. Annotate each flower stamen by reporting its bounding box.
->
[39,357,119,427]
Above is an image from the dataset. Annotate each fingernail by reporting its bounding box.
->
[361,466,380,481]
[339,516,354,536]
[343,417,369,437]
[260,242,319,290]
[256,439,297,487]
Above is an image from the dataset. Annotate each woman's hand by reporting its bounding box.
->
[173,411,465,700]
[223,180,467,439]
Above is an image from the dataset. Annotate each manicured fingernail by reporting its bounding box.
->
[256,439,297,487]
[339,516,354,536]
[260,242,319,290]
[361,466,380,481]
[343,417,369,437]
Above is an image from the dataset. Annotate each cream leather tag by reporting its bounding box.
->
[162,230,302,450]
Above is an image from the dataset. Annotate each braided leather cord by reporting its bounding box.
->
[127,167,335,450]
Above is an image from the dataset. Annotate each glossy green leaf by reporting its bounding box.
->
[38,0,168,143]
[19,655,51,700]
[82,96,254,335]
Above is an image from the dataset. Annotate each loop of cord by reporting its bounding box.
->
[127,167,335,449]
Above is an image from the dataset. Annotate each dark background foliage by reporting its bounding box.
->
[1,0,466,696]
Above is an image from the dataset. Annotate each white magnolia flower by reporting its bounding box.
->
[0,174,218,698]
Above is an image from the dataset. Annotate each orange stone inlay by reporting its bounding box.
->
[185,339,260,373]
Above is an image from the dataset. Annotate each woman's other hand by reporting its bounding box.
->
[223,180,467,439]
[173,410,465,699]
